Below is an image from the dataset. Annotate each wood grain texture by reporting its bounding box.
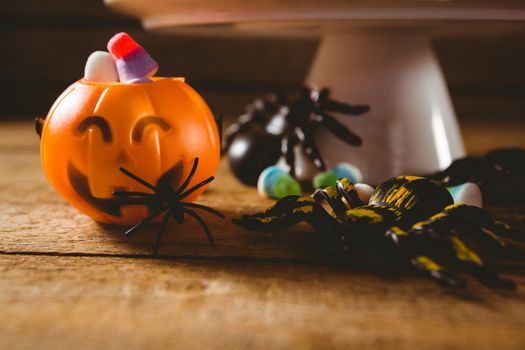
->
[2,255,525,350]
[1,122,525,349]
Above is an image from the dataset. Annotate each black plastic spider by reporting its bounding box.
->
[234,175,525,289]
[428,147,525,204]
[223,87,369,186]
[113,157,225,255]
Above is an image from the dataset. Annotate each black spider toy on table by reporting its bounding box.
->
[113,157,225,255]
[428,148,525,204]
[223,87,369,198]
[234,175,525,289]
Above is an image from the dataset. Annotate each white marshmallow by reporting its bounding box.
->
[84,51,119,83]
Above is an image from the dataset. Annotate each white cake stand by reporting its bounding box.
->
[105,0,525,184]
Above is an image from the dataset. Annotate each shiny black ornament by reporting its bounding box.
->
[228,128,281,186]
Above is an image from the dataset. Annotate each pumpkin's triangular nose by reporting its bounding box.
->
[115,149,131,164]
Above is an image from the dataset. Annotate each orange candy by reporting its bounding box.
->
[40,77,220,225]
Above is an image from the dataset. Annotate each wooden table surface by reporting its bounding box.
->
[1,121,525,350]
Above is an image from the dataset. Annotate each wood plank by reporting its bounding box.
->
[1,254,525,350]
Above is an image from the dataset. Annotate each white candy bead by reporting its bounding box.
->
[450,182,483,208]
[84,51,119,83]
[355,183,375,203]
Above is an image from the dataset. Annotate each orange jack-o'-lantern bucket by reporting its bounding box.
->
[39,77,220,225]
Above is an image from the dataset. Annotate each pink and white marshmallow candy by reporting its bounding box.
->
[107,32,158,83]
[84,51,119,83]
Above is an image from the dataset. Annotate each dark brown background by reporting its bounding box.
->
[1,0,524,125]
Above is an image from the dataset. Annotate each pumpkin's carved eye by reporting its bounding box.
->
[132,116,171,142]
[76,116,112,143]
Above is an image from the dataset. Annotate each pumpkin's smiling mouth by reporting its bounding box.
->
[111,185,131,193]
[67,161,183,217]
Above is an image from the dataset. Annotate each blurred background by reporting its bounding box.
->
[1,0,524,155]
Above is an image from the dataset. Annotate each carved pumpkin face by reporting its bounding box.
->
[40,77,220,225]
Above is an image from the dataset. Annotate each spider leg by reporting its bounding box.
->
[312,177,365,218]
[322,99,370,115]
[313,186,349,219]
[414,204,525,261]
[178,176,215,200]
[313,113,362,146]
[172,209,184,224]
[241,195,311,219]
[215,114,223,148]
[282,134,299,178]
[426,157,491,186]
[450,235,516,289]
[440,204,525,244]
[119,167,159,194]
[35,116,46,138]
[233,195,336,233]
[222,112,264,152]
[125,204,170,236]
[302,127,326,170]
[175,157,199,196]
[183,208,215,247]
[417,205,522,287]
[112,191,156,198]
[399,238,467,288]
[387,227,468,288]
[223,122,241,152]
[152,208,174,256]
[389,217,517,289]
[335,177,365,208]
[180,202,225,219]
[315,88,370,115]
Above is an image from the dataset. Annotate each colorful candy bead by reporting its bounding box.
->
[313,162,363,189]
[258,166,301,199]
[448,182,483,208]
